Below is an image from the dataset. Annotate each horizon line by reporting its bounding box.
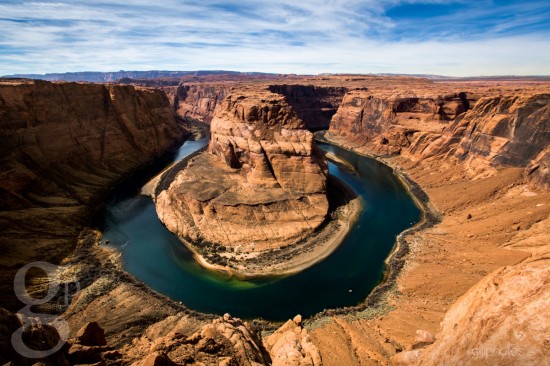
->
[3,69,550,79]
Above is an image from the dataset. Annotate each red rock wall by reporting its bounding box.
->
[327,90,550,188]
[327,90,472,155]
[0,79,186,210]
[0,79,186,310]
[452,94,550,179]
[166,83,228,123]
[209,89,328,194]
[268,84,347,130]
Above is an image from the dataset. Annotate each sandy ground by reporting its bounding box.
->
[306,138,550,365]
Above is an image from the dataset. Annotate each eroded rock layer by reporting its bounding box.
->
[0,79,186,310]
[156,89,329,255]
[166,83,228,123]
[327,90,474,156]
[327,90,550,188]
[451,94,550,181]
[267,84,348,130]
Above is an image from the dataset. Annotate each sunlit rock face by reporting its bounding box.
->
[451,94,550,182]
[327,90,473,156]
[327,90,550,189]
[156,89,329,252]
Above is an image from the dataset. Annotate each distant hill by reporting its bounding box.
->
[3,70,549,83]
[0,70,276,83]
[320,73,550,81]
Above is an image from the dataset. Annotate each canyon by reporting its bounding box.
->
[0,79,186,311]
[152,87,363,276]
[0,75,549,365]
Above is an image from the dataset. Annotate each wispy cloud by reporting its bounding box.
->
[0,0,549,76]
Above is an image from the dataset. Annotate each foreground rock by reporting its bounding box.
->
[127,313,270,366]
[415,259,549,365]
[264,315,322,366]
[155,88,337,274]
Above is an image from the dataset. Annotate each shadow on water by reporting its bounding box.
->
[94,139,420,321]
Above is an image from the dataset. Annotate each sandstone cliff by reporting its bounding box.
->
[268,84,347,130]
[155,88,329,267]
[327,90,474,155]
[165,83,347,131]
[209,90,328,193]
[327,90,550,188]
[451,94,550,182]
[164,83,228,123]
[0,79,186,310]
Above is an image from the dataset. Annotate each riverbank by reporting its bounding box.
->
[152,163,363,279]
[307,132,549,365]
[158,173,362,278]
[316,132,440,308]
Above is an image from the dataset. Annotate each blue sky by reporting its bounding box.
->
[1,0,549,76]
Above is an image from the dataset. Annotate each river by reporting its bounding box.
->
[95,137,420,321]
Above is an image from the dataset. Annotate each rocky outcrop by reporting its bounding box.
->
[0,79,186,310]
[156,89,329,260]
[74,321,107,347]
[527,148,550,190]
[209,90,328,193]
[67,322,121,365]
[264,315,322,366]
[268,84,347,130]
[128,313,270,366]
[413,259,549,365]
[166,83,227,123]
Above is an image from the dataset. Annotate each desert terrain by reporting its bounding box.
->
[0,74,548,365]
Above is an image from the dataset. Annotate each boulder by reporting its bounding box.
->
[264,316,322,366]
[75,322,107,347]
[140,353,179,366]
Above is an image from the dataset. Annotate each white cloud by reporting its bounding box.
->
[0,0,549,76]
